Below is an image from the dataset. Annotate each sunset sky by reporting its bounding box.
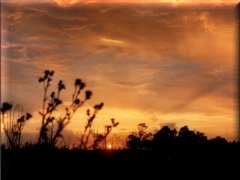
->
[1,0,238,145]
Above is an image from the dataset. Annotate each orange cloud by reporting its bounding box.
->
[52,0,238,5]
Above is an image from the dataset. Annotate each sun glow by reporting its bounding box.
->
[107,144,112,150]
[54,0,78,6]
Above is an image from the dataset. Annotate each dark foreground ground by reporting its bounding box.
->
[1,144,240,180]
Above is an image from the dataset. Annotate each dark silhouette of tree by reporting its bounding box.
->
[178,126,207,145]
[209,136,228,145]
[152,126,177,149]
[126,123,152,150]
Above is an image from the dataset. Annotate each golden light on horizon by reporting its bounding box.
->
[54,0,78,6]
[107,144,113,150]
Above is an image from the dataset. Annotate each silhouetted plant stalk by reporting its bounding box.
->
[79,102,104,149]
[91,119,119,150]
[37,70,88,146]
[37,70,118,148]
[1,103,32,149]
[1,70,118,149]
[78,104,119,150]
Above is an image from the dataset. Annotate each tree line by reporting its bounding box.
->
[127,123,232,150]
